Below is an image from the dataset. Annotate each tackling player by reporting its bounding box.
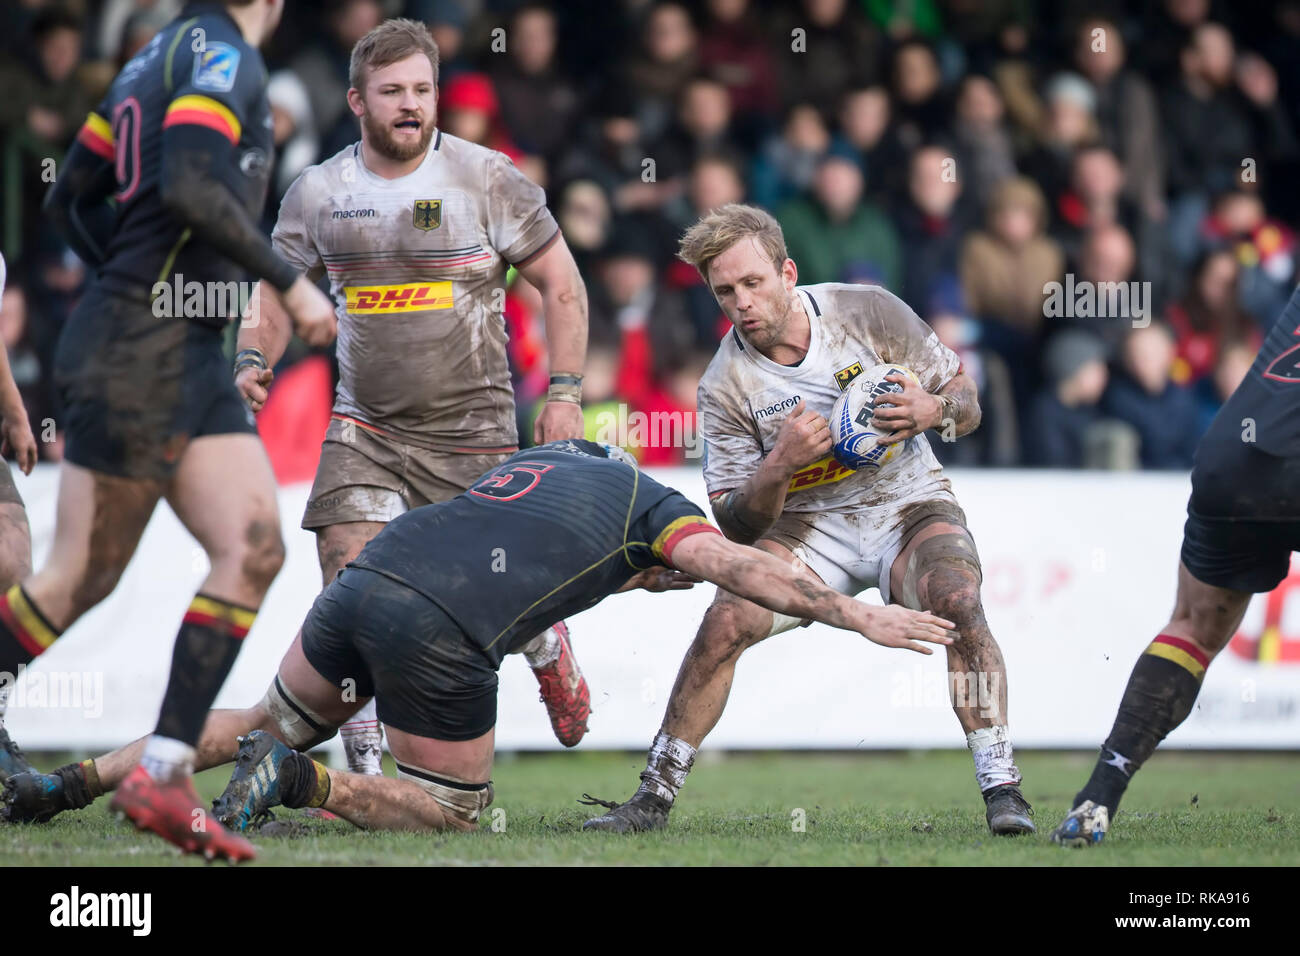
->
[1052,284,1300,846]
[3,441,952,840]
[234,19,592,774]
[0,0,337,861]
[0,251,39,780]
[585,204,1035,835]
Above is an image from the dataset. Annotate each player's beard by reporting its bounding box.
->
[743,290,795,352]
[362,110,435,163]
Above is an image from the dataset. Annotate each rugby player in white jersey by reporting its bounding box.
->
[234,20,591,773]
[585,204,1035,835]
[0,251,38,781]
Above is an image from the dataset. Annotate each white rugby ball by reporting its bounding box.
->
[829,363,919,470]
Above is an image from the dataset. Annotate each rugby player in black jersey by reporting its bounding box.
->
[0,1,335,861]
[1053,284,1300,846]
[4,441,952,840]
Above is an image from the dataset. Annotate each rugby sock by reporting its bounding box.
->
[1076,634,1208,815]
[153,594,257,746]
[0,584,60,678]
[139,735,197,782]
[967,725,1022,792]
[280,751,331,809]
[637,731,697,804]
[521,626,562,668]
[47,759,104,809]
[340,698,384,775]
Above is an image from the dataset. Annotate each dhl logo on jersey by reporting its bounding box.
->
[787,455,855,492]
[344,282,454,314]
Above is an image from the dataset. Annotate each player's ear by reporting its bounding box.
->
[347,87,365,119]
[781,257,798,289]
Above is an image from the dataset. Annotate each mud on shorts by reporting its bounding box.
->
[1181,438,1300,594]
[300,565,498,741]
[54,291,256,481]
[762,493,980,633]
[302,416,515,529]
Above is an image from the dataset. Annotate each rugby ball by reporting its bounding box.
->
[829,363,919,470]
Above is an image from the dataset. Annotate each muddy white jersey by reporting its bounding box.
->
[272,131,559,451]
[698,283,961,515]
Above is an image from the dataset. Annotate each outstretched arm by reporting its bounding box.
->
[668,532,954,654]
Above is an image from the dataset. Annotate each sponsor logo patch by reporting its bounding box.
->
[412,199,442,231]
[344,281,454,313]
[834,362,864,390]
[192,42,240,93]
[786,455,854,492]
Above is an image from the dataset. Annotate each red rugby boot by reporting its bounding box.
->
[532,622,591,747]
[110,765,255,862]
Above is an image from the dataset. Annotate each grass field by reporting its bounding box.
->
[1,750,1297,866]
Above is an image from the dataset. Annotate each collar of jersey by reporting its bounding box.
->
[352,132,440,186]
[740,286,821,377]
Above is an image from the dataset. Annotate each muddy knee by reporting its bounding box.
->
[238,516,285,594]
[693,599,767,665]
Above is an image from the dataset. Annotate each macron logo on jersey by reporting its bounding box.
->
[331,208,377,219]
[753,395,801,421]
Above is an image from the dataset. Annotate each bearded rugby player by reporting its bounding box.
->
[4,441,952,842]
[0,0,340,861]
[585,204,1034,836]
[234,20,591,775]
[1052,286,1300,846]
[0,252,40,780]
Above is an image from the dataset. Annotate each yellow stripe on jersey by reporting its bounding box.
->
[651,515,716,563]
[344,281,455,314]
[163,94,242,143]
[787,455,855,493]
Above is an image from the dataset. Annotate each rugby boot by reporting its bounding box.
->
[0,726,36,783]
[532,622,591,747]
[110,765,255,862]
[1050,799,1110,847]
[211,730,291,832]
[582,789,672,832]
[984,783,1036,835]
[2,762,97,824]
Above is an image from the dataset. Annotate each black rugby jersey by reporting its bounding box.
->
[348,441,718,665]
[67,3,282,314]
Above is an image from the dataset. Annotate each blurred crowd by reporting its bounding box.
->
[3,0,1300,469]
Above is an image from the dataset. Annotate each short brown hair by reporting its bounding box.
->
[349,18,440,91]
[677,203,788,283]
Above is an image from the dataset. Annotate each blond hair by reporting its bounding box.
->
[677,203,788,282]
[349,18,440,92]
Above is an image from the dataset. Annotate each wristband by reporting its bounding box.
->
[547,373,583,405]
[234,348,269,375]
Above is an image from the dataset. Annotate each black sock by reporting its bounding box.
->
[154,595,257,745]
[280,752,330,809]
[0,585,60,675]
[1077,635,1207,815]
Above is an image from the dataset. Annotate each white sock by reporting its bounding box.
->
[637,731,697,803]
[0,681,9,725]
[140,735,197,782]
[340,699,384,775]
[521,626,562,669]
[967,725,1021,792]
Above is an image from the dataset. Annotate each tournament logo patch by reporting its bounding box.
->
[834,362,864,391]
[192,42,241,93]
[1263,342,1300,383]
[412,199,442,231]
